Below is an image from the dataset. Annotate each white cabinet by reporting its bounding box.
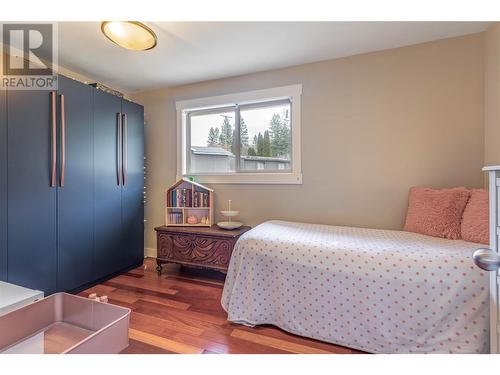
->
[0,281,43,316]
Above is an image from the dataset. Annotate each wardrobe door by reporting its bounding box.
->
[57,76,94,292]
[0,91,6,281]
[121,100,144,266]
[7,90,57,294]
[93,90,123,279]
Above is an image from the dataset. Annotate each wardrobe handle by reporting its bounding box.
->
[122,113,127,186]
[117,113,122,186]
[50,91,57,187]
[60,94,66,187]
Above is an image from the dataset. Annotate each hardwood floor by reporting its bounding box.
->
[79,258,364,354]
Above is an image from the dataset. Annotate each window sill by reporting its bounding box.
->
[177,172,303,185]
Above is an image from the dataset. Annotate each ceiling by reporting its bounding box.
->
[57,22,492,94]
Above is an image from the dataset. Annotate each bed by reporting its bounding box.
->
[221,220,490,354]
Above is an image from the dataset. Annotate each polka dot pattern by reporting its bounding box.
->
[221,220,490,354]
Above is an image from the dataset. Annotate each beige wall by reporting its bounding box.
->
[484,24,500,166]
[132,33,485,253]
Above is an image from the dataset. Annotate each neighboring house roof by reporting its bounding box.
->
[191,146,233,156]
[190,146,290,163]
[241,155,290,163]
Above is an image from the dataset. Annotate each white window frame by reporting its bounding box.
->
[176,84,302,184]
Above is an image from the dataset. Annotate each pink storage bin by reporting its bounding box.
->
[0,293,130,354]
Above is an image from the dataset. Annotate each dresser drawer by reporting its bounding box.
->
[159,232,232,267]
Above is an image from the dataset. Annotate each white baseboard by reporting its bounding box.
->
[144,247,157,258]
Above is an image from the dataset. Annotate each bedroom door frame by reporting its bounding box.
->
[487,168,499,354]
[473,166,500,354]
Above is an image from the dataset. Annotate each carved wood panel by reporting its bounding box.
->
[156,232,236,271]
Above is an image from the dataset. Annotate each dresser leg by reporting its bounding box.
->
[156,259,163,275]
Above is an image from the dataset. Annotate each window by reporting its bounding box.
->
[239,101,291,172]
[176,85,302,184]
[189,108,236,174]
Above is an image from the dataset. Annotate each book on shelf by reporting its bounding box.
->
[167,188,210,208]
[193,191,209,208]
[168,212,183,224]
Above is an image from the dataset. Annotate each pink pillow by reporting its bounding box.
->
[461,189,489,244]
[403,186,470,240]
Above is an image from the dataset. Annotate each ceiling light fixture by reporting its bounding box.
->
[101,21,157,51]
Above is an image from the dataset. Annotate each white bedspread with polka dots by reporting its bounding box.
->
[221,220,489,353]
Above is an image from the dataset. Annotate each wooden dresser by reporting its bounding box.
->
[154,225,252,274]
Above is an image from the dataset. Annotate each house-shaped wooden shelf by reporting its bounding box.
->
[165,178,214,227]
